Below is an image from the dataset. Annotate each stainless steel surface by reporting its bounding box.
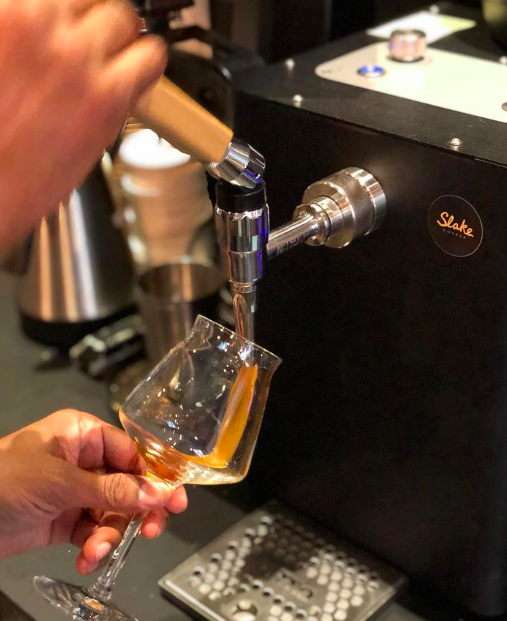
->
[389,29,427,62]
[214,208,267,283]
[17,165,133,323]
[159,501,406,621]
[302,168,386,248]
[207,138,265,189]
[137,260,225,364]
[214,203,268,341]
[294,197,347,246]
[266,213,319,260]
[230,283,256,342]
[266,168,386,258]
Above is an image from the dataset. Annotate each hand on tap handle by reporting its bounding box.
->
[0,0,167,247]
[130,0,265,184]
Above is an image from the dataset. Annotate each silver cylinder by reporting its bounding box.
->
[266,213,320,260]
[137,260,225,364]
[389,29,427,62]
[214,206,269,285]
[214,191,269,341]
[231,283,256,342]
[301,167,386,248]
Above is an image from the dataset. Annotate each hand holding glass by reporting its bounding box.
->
[34,316,280,621]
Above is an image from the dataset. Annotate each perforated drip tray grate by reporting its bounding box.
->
[159,501,406,621]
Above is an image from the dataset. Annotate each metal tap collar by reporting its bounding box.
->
[207,138,265,190]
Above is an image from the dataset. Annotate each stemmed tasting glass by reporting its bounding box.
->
[34,315,281,621]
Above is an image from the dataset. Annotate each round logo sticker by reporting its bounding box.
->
[427,195,483,257]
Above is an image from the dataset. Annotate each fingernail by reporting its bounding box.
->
[95,543,112,563]
[144,523,161,539]
[139,481,170,508]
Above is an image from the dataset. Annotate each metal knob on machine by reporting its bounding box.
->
[266,168,386,258]
[389,29,427,62]
[300,167,386,248]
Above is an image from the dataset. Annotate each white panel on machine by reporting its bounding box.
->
[366,11,475,43]
[315,42,507,124]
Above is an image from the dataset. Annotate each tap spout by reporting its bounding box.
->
[231,283,257,342]
[214,181,269,342]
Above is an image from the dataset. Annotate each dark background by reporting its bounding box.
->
[210,0,482,63]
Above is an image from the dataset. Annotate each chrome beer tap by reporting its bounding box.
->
[129,3,386,341]
[214,182,268,341]
[215,167,387,341]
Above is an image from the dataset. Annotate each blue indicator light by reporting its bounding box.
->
[357,65,386,78]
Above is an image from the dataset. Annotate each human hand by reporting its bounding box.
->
[0,0,167,246]
[0,410,187,574]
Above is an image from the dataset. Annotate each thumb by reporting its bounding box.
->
[69,469,173,513]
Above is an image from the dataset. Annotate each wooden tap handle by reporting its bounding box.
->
[134,77,234,163]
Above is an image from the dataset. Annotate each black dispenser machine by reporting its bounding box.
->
[156,2,507,619]
[230,2,507,617]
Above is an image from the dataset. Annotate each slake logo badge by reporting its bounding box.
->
[428,196,483,258]
[436,212,474,238]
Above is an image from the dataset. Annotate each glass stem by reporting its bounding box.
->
[87,515,143,602]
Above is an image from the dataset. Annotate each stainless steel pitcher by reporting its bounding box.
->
[13,163,134,348]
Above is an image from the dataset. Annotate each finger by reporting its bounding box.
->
[52,410,142,473]
[103,35,168,107]
[71,512,98,548]
[49,507,83,546]
[81,513,130,565]
[68,0,105,18]
[100,424,143,474]
[88,507,104,523]
[141,511,168,540]
[165,486,188,514]
[73,468,174,513]
[76,550,99,575]
[74,0,140,59]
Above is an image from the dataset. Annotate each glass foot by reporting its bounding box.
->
[33,576,137,621]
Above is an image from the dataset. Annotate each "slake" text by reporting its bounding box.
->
[436,212,474,237]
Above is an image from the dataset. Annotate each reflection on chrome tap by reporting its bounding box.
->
[214,182,269,342]
[231,284,257,342]
[215,168,386,340]
[207,138,265,190]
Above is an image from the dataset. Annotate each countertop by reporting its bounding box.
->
[0,274,461,621]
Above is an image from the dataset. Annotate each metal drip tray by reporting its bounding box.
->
[159,501,406,621]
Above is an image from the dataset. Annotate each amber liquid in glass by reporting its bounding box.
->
[120,411,244,485]
[119,361,262,486]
